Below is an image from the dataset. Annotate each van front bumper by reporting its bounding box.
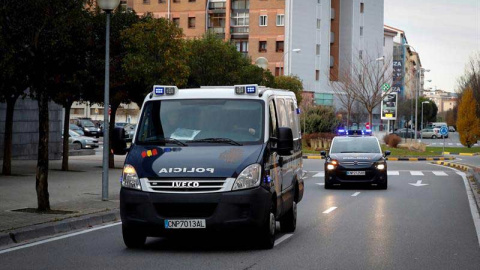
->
[120,187,271,236]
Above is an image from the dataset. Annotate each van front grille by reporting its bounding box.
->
[145,178,228,193]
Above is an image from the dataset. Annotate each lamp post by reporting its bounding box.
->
[420,101,430,141]
[375,56,385,133]
[282,48,301,75]
[97,0,120,201]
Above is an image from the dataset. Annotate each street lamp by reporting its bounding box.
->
[97,0,120,201]
[282,48,301,75]
[420,101,430,141]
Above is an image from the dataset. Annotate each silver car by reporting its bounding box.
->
[421,128,440,139]
[69,130,99,149]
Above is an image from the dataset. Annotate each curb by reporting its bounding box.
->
[0,209,120,249]
[387,157,455,161]
[442,152,479,156]
[434,161,470,172]
[302,155,324,159]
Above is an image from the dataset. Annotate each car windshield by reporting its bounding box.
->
[330,137,381,154]
[80,120,95,127]
[136,99,264,145]
[69,130,80,137]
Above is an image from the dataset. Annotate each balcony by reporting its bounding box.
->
[208,1,226,13]
[230,26,249,35]
[208,27,226,34]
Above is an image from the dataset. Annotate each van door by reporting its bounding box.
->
[275,98,295,209]
[268,99,283,215]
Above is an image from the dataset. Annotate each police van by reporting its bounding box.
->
[113,84,304,249]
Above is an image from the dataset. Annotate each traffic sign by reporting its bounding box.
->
[440,126,448,136]
[381,83,391,92]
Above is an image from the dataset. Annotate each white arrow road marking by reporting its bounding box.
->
[387,171,399,176]
[409,180,429,187]
[323,207,337,214]
[410,171,424,176]
[351,192,361,197]
[315,183,325,186]
[432,171,448,176]
[313,172,325,177]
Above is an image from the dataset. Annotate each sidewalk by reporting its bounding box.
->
[0,155,125,235]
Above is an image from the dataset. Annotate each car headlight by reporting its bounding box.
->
[327,164,335,170]
[232,164,262,191]
[84,128,90,131]
[121,164,141,190]
[376,163,385,170]
[326,160,338,170]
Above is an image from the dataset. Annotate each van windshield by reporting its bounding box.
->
[136,99,264,145]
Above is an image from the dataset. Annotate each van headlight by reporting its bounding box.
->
[232,164,262,191]
[122,164,141,190]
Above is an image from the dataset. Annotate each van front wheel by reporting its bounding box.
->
[122,225,146,249]
[280,201,297,233]
[257,202,276,249]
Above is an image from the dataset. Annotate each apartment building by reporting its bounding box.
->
[423,89,458,113]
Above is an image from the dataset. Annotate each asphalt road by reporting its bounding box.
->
[417,132,479,147]
[1,160,480,270]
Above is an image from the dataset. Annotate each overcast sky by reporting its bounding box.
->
[384,0,480,92]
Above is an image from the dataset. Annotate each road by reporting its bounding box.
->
[1,160,480,269]
[419,132,479,147]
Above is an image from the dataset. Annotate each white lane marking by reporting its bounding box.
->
[323,207,337,214]
[387,171,399,176]
[0,222,122,255]
[410,171,424,176]
[448,143,453,146]
[315,183,325,186]
[313,172,325,177]
[455,171,480,247]
[351,192,360,197]
[274,233,294,246]
[409,180,429,187]
[432,171,448,176]
[457,143,462,146]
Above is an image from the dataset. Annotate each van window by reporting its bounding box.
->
[285,98,300,139]
[275,98,289,128]
[136,99,264,145]
[269,100,278,138]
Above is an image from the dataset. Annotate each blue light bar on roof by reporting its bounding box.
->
[234,84,258,95]
[153,85,178,96]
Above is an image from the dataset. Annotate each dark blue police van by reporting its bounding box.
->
[112,85,304,249]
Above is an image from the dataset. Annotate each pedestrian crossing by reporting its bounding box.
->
[428,142,479,146]
[310,170,455,177]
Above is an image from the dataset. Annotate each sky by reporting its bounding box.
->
[384,0,480,92]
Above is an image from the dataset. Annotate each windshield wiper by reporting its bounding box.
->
[139,137,188,146]
[188,138,243,146]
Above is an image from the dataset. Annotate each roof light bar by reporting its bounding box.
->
[234,84,258,95]
[153,85,178,96]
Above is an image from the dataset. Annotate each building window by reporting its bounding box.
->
[275,67,281,77]
[235,41,249,53]
[259,41,267,52]
[259,15,267,26]
[172,18,180,26]
[143,0,150,4]
[360,2,364,13]
[188,17,196,28]
[276,14,284,26]
[276,41,284,52]
[71,108,85,115]
[232,12,249,26]
[317,19,321,29]
[315,70,320,81]
[173,0,180,3]
[359,50,363,59]
[316,44,321,55]
[314,93,334,106]
[189,0,196,2]
[360,26,363,36]
[158,0,165,3]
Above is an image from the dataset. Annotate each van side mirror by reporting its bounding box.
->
[277,127,294,155]
[384,150,391,157]
[320,151,326,157]
[112,127,128,155]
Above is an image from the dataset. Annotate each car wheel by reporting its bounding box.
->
[280,200,297,233]
[432,135,436,139]
[324,181,333,189]
[73,142,82,150]
[378,178,388,190]
[258,200,276,249]
[122,225,146,249]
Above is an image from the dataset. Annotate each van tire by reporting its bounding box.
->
[258,201,276,249]
[122,225,146,249]
[432,135,436,139]
[280,201,297,233]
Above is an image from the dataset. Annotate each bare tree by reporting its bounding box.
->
[329,69,356,128]
[336,52,399,127]
[350,100,368,128]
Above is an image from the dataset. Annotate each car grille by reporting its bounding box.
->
[146,178,228,193]
[341,161,372,166]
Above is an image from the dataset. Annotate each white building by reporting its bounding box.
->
[70,102,141,124]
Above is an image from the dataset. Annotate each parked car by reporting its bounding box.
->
[421,128,440,139]
[72,119,101,137]
[448,126,456,132]
[69,124,84,136]
[393,128,420,139]
[123,124,137,142]
[115,122,129,128]
[69,130,99,149]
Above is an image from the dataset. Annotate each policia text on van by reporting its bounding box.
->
[112,85,304,249]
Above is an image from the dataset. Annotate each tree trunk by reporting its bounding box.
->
[346,108,351,128]
[61,101,72,171]
[36,91,50,212]
[2,96,18,176]
[368,110,373,130]
[108,103,119,168]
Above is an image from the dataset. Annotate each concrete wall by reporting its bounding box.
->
[0,97,63,160]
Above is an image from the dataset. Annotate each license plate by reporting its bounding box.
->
[346,171,366,176]
[91,132,97,134]
[164,219,206,229]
